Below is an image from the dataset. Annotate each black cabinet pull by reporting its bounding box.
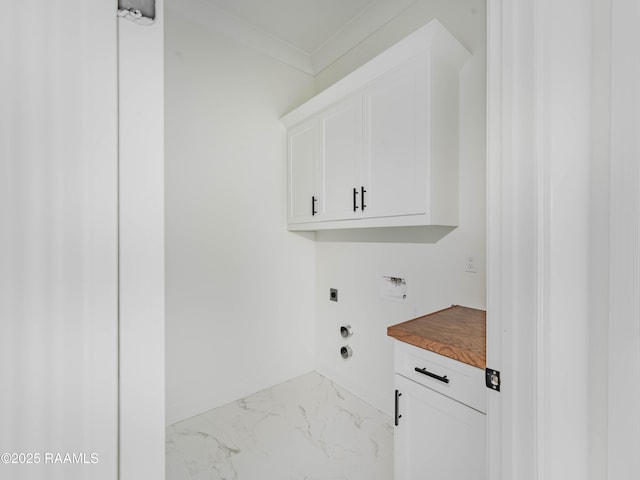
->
[361,186,367,211]
[353,187,359,212]
[414,367,450,384]
[311,196,317,216]
[394,389,402,426]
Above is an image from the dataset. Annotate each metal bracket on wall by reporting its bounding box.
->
[118,0,155,25]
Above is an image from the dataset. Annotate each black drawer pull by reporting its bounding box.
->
[414,367,450,384]
[361,186,367,211]
[394,389,402,426]
[353,187,359,211]
[311,196,317,216]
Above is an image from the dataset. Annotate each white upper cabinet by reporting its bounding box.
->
[282,20,470,230]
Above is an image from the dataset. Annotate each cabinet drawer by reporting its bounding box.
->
[394,341,486,413]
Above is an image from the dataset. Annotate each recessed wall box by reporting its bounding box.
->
[330,288,338,302]
[380,276,407,302]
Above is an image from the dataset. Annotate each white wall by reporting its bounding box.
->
[314,0,486,415]
[164,7,317,424]
[165,0,485,423]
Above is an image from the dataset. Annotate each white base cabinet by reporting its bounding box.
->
[393,342,487,480]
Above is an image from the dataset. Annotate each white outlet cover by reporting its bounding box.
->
[465,255,477,273]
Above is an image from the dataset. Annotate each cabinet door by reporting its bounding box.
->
[287,119,318,224]
[395,374,486,480]
[363,55,428,218]
[319,97,363,221]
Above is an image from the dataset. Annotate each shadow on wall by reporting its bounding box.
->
[309,226,456,244]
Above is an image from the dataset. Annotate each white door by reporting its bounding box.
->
[319,97,363,220]
[363,55,428,219]
[0,3,118,479]
[395,374,486,480]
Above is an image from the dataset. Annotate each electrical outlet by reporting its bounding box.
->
[465,255,477,273]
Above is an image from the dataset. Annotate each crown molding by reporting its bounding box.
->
[165,0,418,77]
[166,0,314,74]
[310,0,418,74]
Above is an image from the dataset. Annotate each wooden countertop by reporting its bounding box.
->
[387,305,486,369]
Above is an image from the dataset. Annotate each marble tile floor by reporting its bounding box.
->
[166,371,394,480]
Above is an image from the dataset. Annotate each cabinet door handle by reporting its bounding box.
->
[353,187,359,212]
[394,389,402,426]
[414,367,450,384]
[311,196,317,216]
[361,186,367,211]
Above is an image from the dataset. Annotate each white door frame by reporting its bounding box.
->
[487,1,600,478]
[488,1,640,478]
[608,0,640,478]
[485,2,506,477]
[118,3,166,479]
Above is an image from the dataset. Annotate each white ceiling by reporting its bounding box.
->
[167,0,418,75]
[205,0,375,55]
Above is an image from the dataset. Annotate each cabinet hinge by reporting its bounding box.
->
[485,368,501,392]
